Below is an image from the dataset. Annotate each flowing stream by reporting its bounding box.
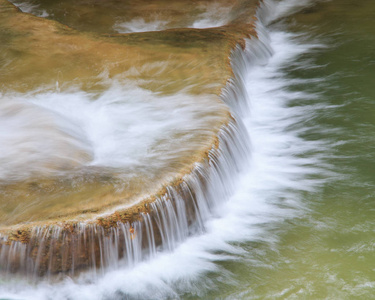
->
[1,0,375,298]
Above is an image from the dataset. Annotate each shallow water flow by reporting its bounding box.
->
[1,0,374,298]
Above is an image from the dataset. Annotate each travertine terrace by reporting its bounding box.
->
[0,0,258,276]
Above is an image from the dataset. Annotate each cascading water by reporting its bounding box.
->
[0,0,333,298]
[0,78,248,272]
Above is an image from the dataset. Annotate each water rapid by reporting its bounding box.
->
[0,0,335,298]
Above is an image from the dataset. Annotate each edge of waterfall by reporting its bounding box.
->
[0,0,276,279]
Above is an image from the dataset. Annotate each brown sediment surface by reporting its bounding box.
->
[9,0,258,34]
[0,0,258,275]
[0,0,256,94]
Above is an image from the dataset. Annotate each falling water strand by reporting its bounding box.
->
[0,114,250,278]
[0,0,329,298]
[0,0,274,281]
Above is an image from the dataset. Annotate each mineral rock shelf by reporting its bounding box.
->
[0,0,258,276]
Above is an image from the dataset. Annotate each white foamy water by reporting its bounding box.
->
[12,1,49,17]
[114,3,233,33]
[191,3,233,29]
[0,0,330,299]
[114,18,170,34]
[0,85,226,183]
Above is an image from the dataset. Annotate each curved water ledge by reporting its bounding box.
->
[0,116,250,277]
[0,93,250,278]
[0,0,262,278]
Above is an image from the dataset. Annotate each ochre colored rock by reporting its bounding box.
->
[0,0,257,276]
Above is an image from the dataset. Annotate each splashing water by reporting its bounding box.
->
[0,0,334,298]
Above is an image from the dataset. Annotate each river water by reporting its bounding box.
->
[1,0,375,298]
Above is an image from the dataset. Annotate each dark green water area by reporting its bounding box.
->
[185,0,375,298]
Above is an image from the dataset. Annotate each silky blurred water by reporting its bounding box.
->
[1,0,374,298]
[199,0,375,298]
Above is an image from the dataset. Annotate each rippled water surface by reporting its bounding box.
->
[206,0,375,298]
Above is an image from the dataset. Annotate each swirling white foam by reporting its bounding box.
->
[0,0,329,298]
[0,85,225,182]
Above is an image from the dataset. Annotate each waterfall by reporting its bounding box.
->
[0,0,335,298]
[0,0,304,283]
[0,5,263,281]
[0,113,250,278]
